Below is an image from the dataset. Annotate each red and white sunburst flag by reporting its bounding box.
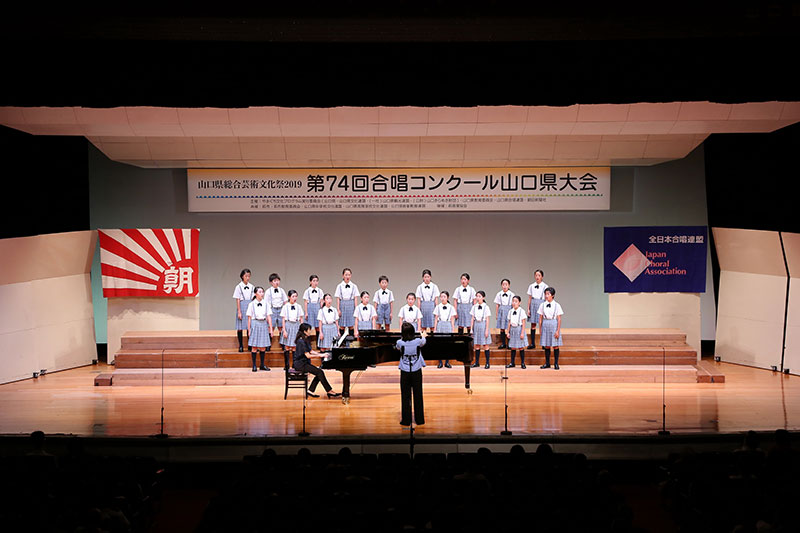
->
[99,229,200,297]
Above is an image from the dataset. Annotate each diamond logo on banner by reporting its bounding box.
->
[613,244,651,282]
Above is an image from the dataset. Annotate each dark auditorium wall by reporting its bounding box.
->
[705,123,800,234]
[704,123,800,302]
[0,126,89,239]
[88,144,716,343]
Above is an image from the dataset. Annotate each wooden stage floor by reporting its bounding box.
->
[1,361,798,439]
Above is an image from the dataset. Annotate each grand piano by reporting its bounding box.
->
[321,330,475,403]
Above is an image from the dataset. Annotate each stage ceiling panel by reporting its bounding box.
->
[0,102,798,169]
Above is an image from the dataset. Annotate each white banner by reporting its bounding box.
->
[187,167,610,212]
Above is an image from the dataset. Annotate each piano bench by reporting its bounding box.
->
[285,368,309,399]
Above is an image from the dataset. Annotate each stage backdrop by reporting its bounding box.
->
[0,231,97,384]
[99,228,200,363]
[782,232,800,374]
[88,144,716,348]
[99,228,200,297]
[713,228,786,370]
[604,226,708,358]
[604,226,707,293]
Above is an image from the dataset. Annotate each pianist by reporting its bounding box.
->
[396,322,427,426]
[293,323,341,399]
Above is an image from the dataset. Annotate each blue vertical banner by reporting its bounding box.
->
[604,226,707,293]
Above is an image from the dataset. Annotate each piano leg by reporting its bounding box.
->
[463,363,473,394]
[341,369,353,404]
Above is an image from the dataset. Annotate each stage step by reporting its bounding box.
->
[118,328,691,351]
[108,364,705,386]
[695,360,726,383]
[94,373,113,386]
[114,346,697,369]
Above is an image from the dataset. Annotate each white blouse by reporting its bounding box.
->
[246,299,270,320]
[280,302,305,323]
[453,285,476,304]
[433,303,456,322]
[318,306,340,325]
[303,286,324,304]
[527,282,549,300]
[399,305,423,323]
[506,307,528,327]
[470,303,492,322]
[537,301,564,320]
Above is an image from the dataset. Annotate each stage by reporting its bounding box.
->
[0,360,797,442]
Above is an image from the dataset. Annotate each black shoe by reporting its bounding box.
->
[521,363,527,369]
[540,364,550,369]
[498,343,508,350]
[506,363,515,368]
[260,365,270,371]
[252,366,257,372]
[485,362,490,369]
[554,364,560,370]
[527,344,535,349]
[444,362,452,368]
[306,390,319,398]
[471,362,480,368]
[437,362,443,368]
[239,346,244,352]
[327,391,342,398]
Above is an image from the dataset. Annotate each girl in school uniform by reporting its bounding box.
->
[471,290,492,369]
[335,268,358,335]
[293,323,341,398]
[268,273,288,346]
[526,270,548,349]
[303,275,324,349]
[316,294,340,351]
[505,295,528,369]
[373,275,394,331]
[353,291,377,338]
[396,322,427,426]
[233,268,253,352]
[398,293,423,332]
[433,291,456,368]
[246,287,272,372]
[454,273,477,334]
[494,279,514,350]
[415,269,440,333]
[280,290,305,370]
[538,287,564,370]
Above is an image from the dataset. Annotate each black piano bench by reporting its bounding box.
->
[284,368,309,399]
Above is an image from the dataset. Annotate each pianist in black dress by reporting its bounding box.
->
[396,322,427,426]
[293,323,341,398]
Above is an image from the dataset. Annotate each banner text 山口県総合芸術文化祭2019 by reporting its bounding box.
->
[187,168,610,212]
[604,226,707,293]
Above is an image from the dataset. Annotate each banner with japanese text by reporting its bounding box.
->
[604,226,707,293]
[187,168,610,212]
[99,228,200,297]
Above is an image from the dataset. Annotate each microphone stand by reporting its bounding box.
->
[299,387,310,437]
[501,345,511,436]
[658,346,669,436]
[299,340,310,437]
[153,348,168,439]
